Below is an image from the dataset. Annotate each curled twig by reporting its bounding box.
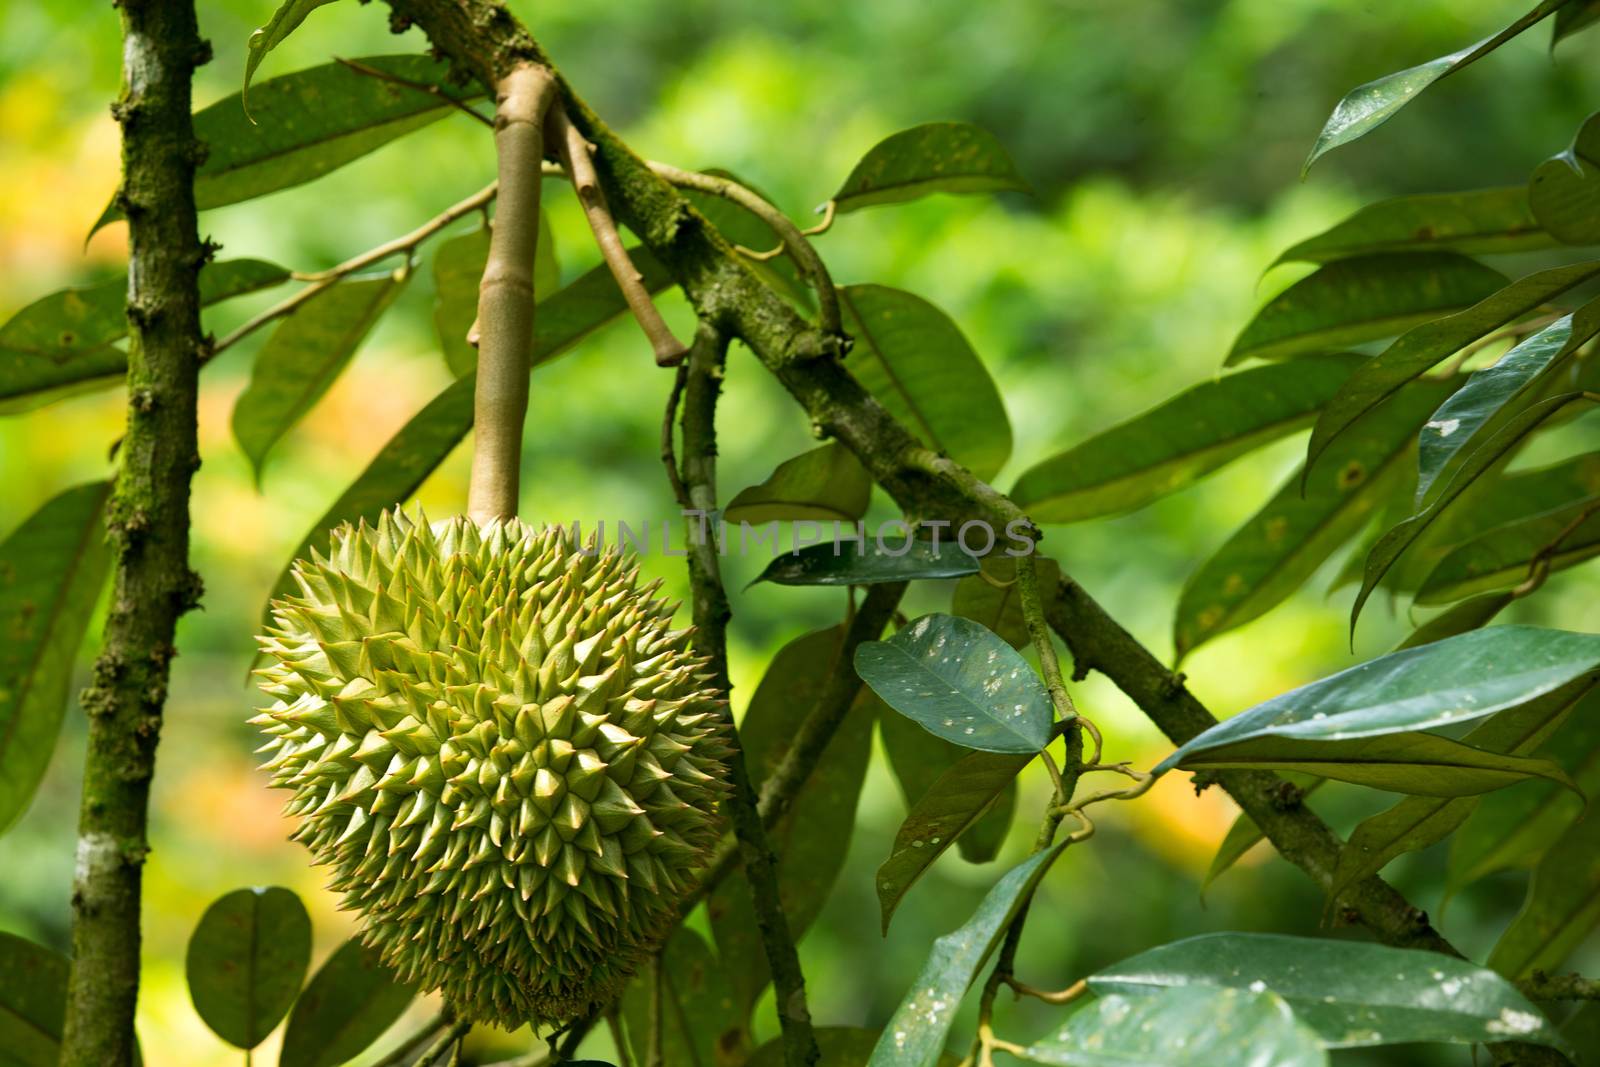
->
[1004,975,1088,1005]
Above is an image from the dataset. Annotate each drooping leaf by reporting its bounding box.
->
[1174,379,1453,659]
[1274,188,1553,264]
[1305,262,1600,478]
[1418,495,1600,604]
[878,698,1017,865]
[185,886,312,1049]
[751,1028,960,1067]
[277,939,413,1067]
[1091,932,1565,1051]
[1489,805,1600,979]
[875,744,1032,931]
[0,931,69,1067]
[232,270,408,485]
[243,0,341,111]
[1554,0,1600,46]
[867,843,1067,1067]
[1530,111,1600,244]
[1012,355,1363,523]
[723,443,872,525]
[1226,253,1508,365]
[856,613,1054,754]
[832,122,1030,214]
[1200,776,1324,897]
[93,56,483,232]
[0,482,111,835]
[1303,0,1570,173]
[751,537,979,586]
[432,216,558,378]
[1396,594,1516,650]
[1017,987,1326,1067]
[620,928,743,1067]
[838,284,1011,481]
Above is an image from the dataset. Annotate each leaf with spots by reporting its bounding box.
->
[277,939,413,1067]
[856,613,1054,754]
[1273,188,1553,265]
[723,443,872,525]
[185,886,312,1049]
[832,122,1030,214]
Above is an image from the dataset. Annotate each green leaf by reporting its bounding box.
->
[1418,496,1600,604]
[856,613,1054,754]
[751,537,979,586]
[185,887,312,1049]
[1352,395,1595,626]
[432,217,558,378]
[621,928,742,1067]
[875,744,1032,932]
[1012,354,1363,523]
[1554,0,1600,46]
[1274,188,1552,264]
[838,284,1011,481]
[1090,932,1565,1051]
[1226,253,1508,365]
[1305,262,1600,477]
[878,698,1017,864]
[0,482,111,835]
[0,260,290,411]
[1489,804,1600,979]
[1018,987,1326,1067]
[950,556,1061,649]
[1396,593,1515,650]
[1174,380,1453,659]
[1530,112,1600,244]
[867,843,1067,1067]
[751,1028,960,1067]
[832,122,1030,214]
[232,270,408,485]
[1303,0,1569,173]
[1200,776,1325,897]
[93,56,483,232]
[0,931,69,1067]
[723,444,872,525]
[277,939,413,1067]
[243,0,340,112]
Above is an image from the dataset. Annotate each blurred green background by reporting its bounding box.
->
[2,1,1598,1062]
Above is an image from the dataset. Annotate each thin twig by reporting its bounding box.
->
[1004,976,1088,1005]
[335,56,495,127]
[1511,496,1600,598]
[660,363,690,507]
[647,956,664,1067]
[742,198,837,259]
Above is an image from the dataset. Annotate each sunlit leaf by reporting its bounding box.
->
[185,887,311,1049]
[867,843,1066,1067]
[0,931,69,1067]
[432,216,558,378]
[832,122,1030,214]
[621,928,742,1067]
[1013,355,1363,523]
[1530,111,1600,244]
[1274,188,1552,264]
[751,537,979,586]
[1489,805,1600,979]
[878,698,1018,865]
[723,443,872,525]
[838,284,1011,481]
[277,939,413,1067]
[1226,253,1507,365]
[243,0,340,112]
[856,613,1054,754]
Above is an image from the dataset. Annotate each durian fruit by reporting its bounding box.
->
[251,510,731,1029]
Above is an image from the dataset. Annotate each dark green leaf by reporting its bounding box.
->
[751,1028,960,1067]
[1303,1,1569,172]
[1418,495,1600,604]
[432,217,558,378]
[832,122,1030,214]
[723,444,872,525]
[867,843,1067,1067]
[1227,253,1507,365]
[950,556,1061,649]
[1396,593,1516,649]
[1305,262,1600,477]
[1530,112,1600,244]
[1175,380,1453,659]
[838,284,1011,481]
[93,56,483,232]
[1200,776,1325,897]
[1018,987,1326,1067]
[0,482,111,835]
[1275,188,1552,264]
[878,698,1017,864]
[856,613,1053,754]
[621,928,742,1067]
[876,744,1031,931]
[277,939,412,1067]
[1555,0,1600,46]
[185,886,311,1049]
[751,537,979,586]
[1091,932,1565,1050]
[1013,355,1363,523]
[1489,805,1600,978]
[243,0,340,110]
[0,931,68,1067]
[232,270,407,485]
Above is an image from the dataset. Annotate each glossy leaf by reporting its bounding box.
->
[832,122,1030,213]
[93,56,482,232]
[1418,496,1600,604]
[0,482,111,834]
[1175,380,1452,659]
[1275,188,1552,264]
[876,743,1032,931]
[1489,805,1600,979]
[1200,776,1324,897]
[867,843,1067,1067]
[1019,987,1326,1067]
[232,270,407,485]
[1012,355,1363,523]
[950,555,1061,649]
[751,1028,959,1067]
[1530,112,1600,244]
[185,887,312,1049]
[1396,593,1515,650]
[723,443,872,524]
[879,699,1017,865]
[838,284,1011,481]
[1305,262,1600,477]
[751,537,979,586]
[856,613,1053,753]
[277,939,413,1067]
[1303,1,1569,172]
[1226,253,1506,365]
[621,928,742,1067]
[1091,932,1565,1050]
[243,0,339,110]
[432,217,558,377]
[0,931,69,1067]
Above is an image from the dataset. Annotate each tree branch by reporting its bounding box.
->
[59,3,209,1063]
[1519,971,1600,1002]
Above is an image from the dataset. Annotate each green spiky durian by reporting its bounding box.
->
[251,509,732,1029]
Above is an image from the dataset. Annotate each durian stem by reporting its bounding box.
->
[468,63,556,525]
